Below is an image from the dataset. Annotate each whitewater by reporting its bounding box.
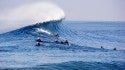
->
[0,2,125,70]
[0,2,65,34]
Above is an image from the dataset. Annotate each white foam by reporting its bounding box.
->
[36,28,52,35]
[0,2,65,34]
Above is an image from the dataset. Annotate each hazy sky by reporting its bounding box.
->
[0,0,125,21]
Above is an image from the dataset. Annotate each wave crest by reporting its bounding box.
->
[0,2,65,34]
[36,28,52,35]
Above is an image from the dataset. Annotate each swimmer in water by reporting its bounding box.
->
[36,37,42,42]
[35,42,41,46]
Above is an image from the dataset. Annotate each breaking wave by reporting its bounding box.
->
[0,2,65,34]
[0,21,125,69]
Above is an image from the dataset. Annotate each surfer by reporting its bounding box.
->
[54,33,60,41]
[101,46,104,49]
[113,48,117,50]
[36,37,42,42]
[54,33,60,44]
[54,34,60,37]
[54,39,70,46]
[64,40,69,46]
[54,40,60,44]
[35,37,42,46]
[60,41,64,44]
[35,42,41,46]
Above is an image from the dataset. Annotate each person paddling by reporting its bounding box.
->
[64,40,69,46]
[54,33,60,44]
[36,37,42,42]
[113,47,117,50]
[54,33,60,41]
[55,34,59,37]
[35,37,42,46]
[54,40,60,44]
[35,42,41,46]
[101,46,104,49]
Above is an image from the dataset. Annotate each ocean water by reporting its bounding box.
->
[0,21,125,70]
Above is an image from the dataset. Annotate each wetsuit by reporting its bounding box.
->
[36,38,42,42]
[36,42,40,46]
[64,40,69,45]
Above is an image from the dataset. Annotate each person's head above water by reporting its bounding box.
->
[55,33,59,37]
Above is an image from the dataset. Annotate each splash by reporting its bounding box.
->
[0,2,65,34]
[36,28,52,35]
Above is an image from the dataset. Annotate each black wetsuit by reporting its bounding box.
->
[35,38,42,46]
[64,40,69,45]
[60,41,64,44]
[55,34,59,37]
[113,48,117,50]
[36,39,42,42]
[36,42,40,46]
[55,40,60,44]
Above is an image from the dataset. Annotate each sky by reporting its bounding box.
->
[0,0,125,21]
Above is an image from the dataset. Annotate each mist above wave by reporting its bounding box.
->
[0,2,65,34]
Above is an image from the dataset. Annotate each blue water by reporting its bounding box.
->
[0,21,125,70]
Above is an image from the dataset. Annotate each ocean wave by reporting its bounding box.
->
[0,2,65,34]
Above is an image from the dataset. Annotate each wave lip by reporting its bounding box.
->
[0,2,65,34]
